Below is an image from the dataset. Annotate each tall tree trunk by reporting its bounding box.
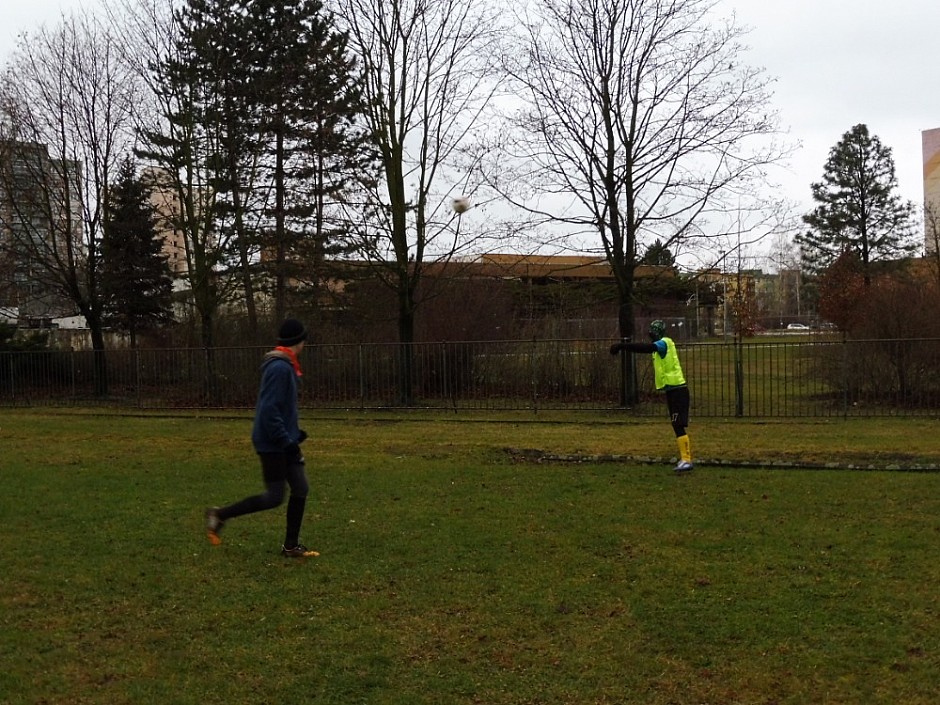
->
[89,322,109,398]
[617,299,638,407]
[616,255,638,406]
[200,311,217,405]
[227,137,258,339]
[274,123,287,322]
[397,282,416,407]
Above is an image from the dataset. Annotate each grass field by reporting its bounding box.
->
[1,409,938,704]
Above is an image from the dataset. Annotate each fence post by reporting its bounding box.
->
[358,344,365,410]
[441,342,457,413]
[734,338,744,417]
[530,337,538,414]
[135,348,142,409]
[70,350,76,403]
[842,336,849,419]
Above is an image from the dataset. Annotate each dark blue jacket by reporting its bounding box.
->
[251,351,302,453]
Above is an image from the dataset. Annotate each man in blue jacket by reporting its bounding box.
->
[205,318,318,557]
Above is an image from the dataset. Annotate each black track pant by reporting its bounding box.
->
[217,452,309,547]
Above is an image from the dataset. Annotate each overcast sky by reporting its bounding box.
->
[719,0,940,216]
[3,0,939,224]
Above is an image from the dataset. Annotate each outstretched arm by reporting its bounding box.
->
[610,341,658,355]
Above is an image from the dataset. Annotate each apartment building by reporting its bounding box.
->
[0,140,82,324]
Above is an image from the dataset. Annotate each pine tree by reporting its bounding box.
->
[245,0,375,319]
[101,157,174,347]
[172,0,265,337]
[153,0,375,329]
[798,124,917,285]
[136,0,233,353]
[641,239,676,267]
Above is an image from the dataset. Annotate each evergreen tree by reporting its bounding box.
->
[136,0,233,354]
[641,239,676,267]
[245,0,375,319]
[172,0,265,338]
[798,124,917,285]
[101,157,174,347]
[151,0,375,330]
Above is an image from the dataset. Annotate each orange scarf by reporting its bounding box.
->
[274,346,303,377]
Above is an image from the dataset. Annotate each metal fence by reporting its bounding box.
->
[1,337,938,417]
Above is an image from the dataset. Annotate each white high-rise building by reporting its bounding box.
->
[0,140,83,322]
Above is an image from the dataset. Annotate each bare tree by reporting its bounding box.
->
[0,11,138,395]
[764,231,803,322]
[766,232,800,273]
[121,0,242,355]
[331,0,502,404]
[494,0,789,401]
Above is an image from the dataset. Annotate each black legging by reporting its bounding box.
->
[665,385,690,437]
[217,452,310,546]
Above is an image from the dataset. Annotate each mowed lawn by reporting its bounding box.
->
[1,410,938,705]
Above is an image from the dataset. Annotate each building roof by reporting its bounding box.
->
[421,253,674,281]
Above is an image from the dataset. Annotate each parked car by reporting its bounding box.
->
[786,323,810,330]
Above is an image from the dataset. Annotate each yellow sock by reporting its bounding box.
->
[677,435,692,463]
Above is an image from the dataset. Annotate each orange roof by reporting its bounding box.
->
[332,254,675,281]
[434,253,673,280]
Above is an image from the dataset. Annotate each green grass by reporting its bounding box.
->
[1,410,938,704]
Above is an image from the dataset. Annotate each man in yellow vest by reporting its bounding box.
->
[610,319,693,473]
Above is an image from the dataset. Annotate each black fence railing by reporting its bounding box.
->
[1,338,938,417]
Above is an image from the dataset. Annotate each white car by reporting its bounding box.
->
[786,323,810,330]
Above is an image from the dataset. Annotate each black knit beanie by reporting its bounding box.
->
[277,318,308,347]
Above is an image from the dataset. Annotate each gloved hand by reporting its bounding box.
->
[298,429,308,444]
[285,443,303,463]
[609,343,623,355]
